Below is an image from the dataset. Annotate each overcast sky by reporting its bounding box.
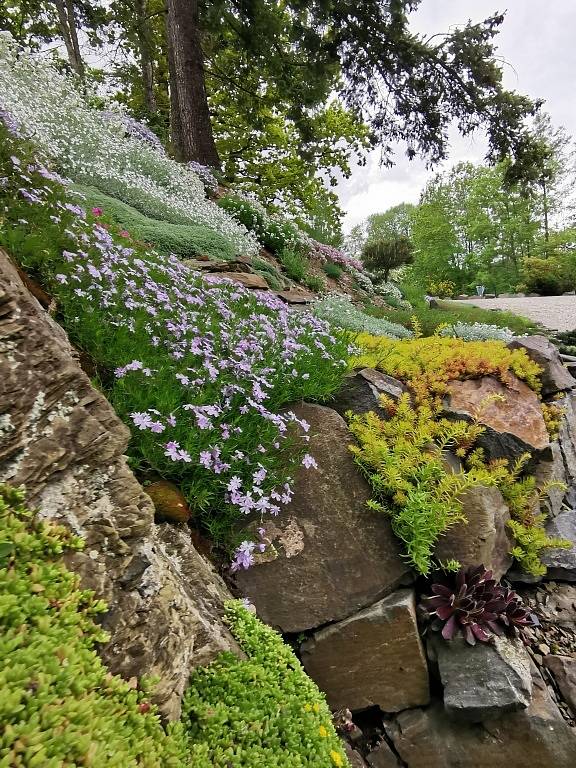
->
[337,2,576,232]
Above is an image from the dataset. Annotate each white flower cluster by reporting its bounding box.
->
[438,322,515,342]
[312,294,413,339]
[0,37,258,256]
[348,268,374,292]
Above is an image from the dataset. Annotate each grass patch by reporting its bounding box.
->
[367,299,542,337]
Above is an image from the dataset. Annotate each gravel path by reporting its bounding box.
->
[456,296,576,332]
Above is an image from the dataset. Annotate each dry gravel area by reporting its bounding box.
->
[458,295,576,332]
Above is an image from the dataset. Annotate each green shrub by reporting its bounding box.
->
[279,248,309,282]
[0,484,190,768]
[184,601,349,768]
[218,195,302,255]
[76,186,238,261]
[304,274,325,293]
[522,256,574,296]
[323,262,343,280]
[251,257,286,290]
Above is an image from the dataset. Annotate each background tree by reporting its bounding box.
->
[362,235,414,281]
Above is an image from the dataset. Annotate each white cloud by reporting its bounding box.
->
[337,2,576,231]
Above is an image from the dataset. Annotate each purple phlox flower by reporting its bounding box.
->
[164,441,182,461]
[227,475,242,493]
[253,466,267,485]
[230,541,256,573]
[302,453,318,469]
[149,421,165,434]
[131,411,153,430]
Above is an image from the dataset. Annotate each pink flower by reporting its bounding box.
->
[118,229,130,238]
[91,207,103,217]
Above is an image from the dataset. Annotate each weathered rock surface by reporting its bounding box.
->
[543,655,576,714]
[386,668,576,768]
[330,369,408,420]
[558,391,576,486]
[509,335,575,396]
[434,486,513,579]
[234,403,410,632]
[444,374,550,463]
[432,635,532,721]
[300,590,430,712]
[541,509,576,580]
[534,440,567,518]
[0,251,238,719]
[366,740,402,768]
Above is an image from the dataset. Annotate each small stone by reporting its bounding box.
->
[543,655,576,714]
[145,480,191,523]
[209,271,269,289]
[538,643,551,656]
[366,739,402,768]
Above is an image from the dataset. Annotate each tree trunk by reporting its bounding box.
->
[53,0,84,78]
[165,0,220,167]
[135,0,157,116]
[542,179,550,253]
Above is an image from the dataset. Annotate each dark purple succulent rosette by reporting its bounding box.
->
[421,564,538,646]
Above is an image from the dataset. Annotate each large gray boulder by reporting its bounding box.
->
[434,486,513,579]
[301,590,430,712]
[509,335,575,396]
[386,667,576,768]
[0,251,238,719]
[234,403,410,632]
[430,635,532,721]
[444,374,550,464]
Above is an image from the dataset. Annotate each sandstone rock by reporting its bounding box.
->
[543,655,576,714]
[434,486,513,579]
[276,289,315,304]
[432,635,532,721]
[534,441,567,518]
[509,335,575,396]
[386,667,576,768]
[366,740,402,768]
[300,590,430,712]
[234,404,410,632]
[209,271,269,289]
[541,509,576,581]
[330,369,407,420]
[0,251,238,719]
[145,480,191,523]
[444,375,550,463]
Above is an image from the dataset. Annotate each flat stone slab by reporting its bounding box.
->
[276,289,314,304]
[301,589,430,712]
[207,271,269,289]
[432,635,532,721]
[234,404,410,632]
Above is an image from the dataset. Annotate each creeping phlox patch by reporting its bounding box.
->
[0,111,350,564]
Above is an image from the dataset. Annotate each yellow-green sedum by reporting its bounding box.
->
[0,484,349,767]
